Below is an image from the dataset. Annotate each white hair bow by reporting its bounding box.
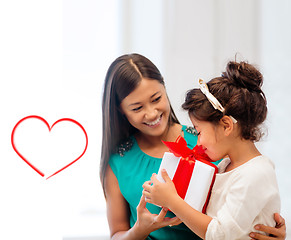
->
[198,79,237,123]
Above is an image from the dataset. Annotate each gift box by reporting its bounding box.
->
[157,136,218,213]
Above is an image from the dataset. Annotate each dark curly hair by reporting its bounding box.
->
[182,60,267,142]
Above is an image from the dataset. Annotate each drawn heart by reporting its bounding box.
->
[11,115,88,179]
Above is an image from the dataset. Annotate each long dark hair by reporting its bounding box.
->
[100,53,179,192]
[182,60,267,141]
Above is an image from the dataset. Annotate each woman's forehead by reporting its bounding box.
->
[122,78,164,104]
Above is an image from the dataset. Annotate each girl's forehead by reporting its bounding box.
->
[190,116,213,129]
[189,115,200,125]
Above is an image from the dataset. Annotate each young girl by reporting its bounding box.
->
[142,60,281,239]
[100,54,285,240]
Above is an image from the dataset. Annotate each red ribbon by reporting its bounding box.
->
[162,136,217,213]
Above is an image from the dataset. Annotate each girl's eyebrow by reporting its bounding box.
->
[128,91,161,106]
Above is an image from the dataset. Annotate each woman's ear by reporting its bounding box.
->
[220,116,234,136]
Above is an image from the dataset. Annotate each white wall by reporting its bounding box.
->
[259,0,291,238]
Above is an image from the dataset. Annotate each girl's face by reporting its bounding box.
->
[190,116,227,161]
[120,78,171,138]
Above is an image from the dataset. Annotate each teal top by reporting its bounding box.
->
[109,125,219,240]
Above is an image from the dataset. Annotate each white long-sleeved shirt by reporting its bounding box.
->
[205,155,281,240]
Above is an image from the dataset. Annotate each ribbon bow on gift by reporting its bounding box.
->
[163,135,212,162]
[162,136,217,213]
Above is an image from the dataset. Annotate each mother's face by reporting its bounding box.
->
[120,77,171,138]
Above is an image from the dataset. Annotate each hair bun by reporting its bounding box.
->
[223,61,263,93]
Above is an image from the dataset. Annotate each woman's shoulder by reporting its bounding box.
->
[109,137,137,172]
[115,137,135,157]
[110,137,136,162]
[181,125,198,149]
[110,125,198,161]
[182,125,198,135]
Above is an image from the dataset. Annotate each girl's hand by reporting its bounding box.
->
[135,194,182,234]
[142,169,179,208]
[249,213,286,240]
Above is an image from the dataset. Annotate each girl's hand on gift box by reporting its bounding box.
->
[142,169,181,209]
[249,213,286,240]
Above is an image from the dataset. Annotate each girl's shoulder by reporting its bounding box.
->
[240,155,276,177]
[222,156,277,186]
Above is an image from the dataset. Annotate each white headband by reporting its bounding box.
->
[198,79,237,123]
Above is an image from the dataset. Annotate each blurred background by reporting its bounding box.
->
[1,0,290,239]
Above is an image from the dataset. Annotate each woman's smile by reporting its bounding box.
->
[144,114,162,127]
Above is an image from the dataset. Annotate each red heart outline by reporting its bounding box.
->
[11,115,88,179]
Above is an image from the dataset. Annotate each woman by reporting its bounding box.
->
[100,53,286,239]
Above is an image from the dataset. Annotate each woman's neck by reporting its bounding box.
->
[135,123,182,158]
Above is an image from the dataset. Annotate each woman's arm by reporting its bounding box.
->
[105,166,180,240]
[249,213,286,240]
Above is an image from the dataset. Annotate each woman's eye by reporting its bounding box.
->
[132,106,142,111]
[153,96,161,102]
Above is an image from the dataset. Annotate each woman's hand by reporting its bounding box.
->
[142,169,179,209]
[106,166,181,239]
[106,166,181,240]
[249,213,286,240]
[134,194,182,235]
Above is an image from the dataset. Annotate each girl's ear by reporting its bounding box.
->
[220,116,234,136]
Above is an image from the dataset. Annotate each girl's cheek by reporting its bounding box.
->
[198,136,203,145]
[196,136,200,146]
[199,137,208,149]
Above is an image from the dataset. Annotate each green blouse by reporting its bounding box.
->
[109,125,214,240]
